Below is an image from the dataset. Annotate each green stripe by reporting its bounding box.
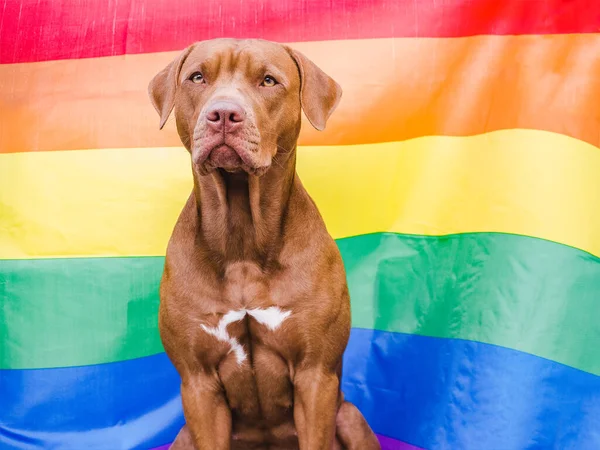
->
[342,232,600,375]
[1,232,599,373]
[0,257,165,369]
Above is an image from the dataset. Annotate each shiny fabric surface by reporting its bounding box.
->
[1,1,599,449]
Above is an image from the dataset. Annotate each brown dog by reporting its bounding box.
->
[148,38,380,450]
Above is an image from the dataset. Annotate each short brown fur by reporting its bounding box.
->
[149,38,380,450]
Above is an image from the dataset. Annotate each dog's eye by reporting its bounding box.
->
[261,76,277,87]
[190,72,204,84]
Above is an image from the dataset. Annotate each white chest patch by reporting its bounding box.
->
[201,307,291,365]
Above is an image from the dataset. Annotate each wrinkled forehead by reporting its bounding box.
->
[179,39,300,86]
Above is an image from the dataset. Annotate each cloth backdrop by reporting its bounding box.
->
[1,1,599,449]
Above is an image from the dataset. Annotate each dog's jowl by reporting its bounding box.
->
[149,38,381,450]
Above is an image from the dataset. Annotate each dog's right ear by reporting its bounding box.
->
[148,45,196,130]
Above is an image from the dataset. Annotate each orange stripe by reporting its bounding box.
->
[1,35,600,154]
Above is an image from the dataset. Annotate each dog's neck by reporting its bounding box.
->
[193,150,297,264]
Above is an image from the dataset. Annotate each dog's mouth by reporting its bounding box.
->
[207,144,244,172]
[194,138,270,176]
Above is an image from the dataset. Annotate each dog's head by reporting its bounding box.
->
[148,38,342,176]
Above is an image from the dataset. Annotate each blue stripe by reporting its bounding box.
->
[1,330,599,449]
[344,330,600,450]
[0,354,184,450]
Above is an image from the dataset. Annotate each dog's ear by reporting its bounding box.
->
[287,48,343,131]
[148,45,196,130]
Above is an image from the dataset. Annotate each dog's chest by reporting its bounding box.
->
[199,261,297,365]
[200,306,291,365]
[201,305,297,428]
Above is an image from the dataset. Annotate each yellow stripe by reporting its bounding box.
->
[1,129,599,259]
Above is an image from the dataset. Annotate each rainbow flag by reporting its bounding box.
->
[1,1,599,449]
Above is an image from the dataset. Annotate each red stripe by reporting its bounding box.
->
[2,0,599,64]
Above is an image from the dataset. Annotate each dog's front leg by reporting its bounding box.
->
[180,372,232,450]
[293,367,340,450]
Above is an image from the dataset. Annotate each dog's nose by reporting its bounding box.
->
[206,101,246,132]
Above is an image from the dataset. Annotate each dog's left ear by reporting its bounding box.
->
[148,45,196,130]
[287,48,343,131]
